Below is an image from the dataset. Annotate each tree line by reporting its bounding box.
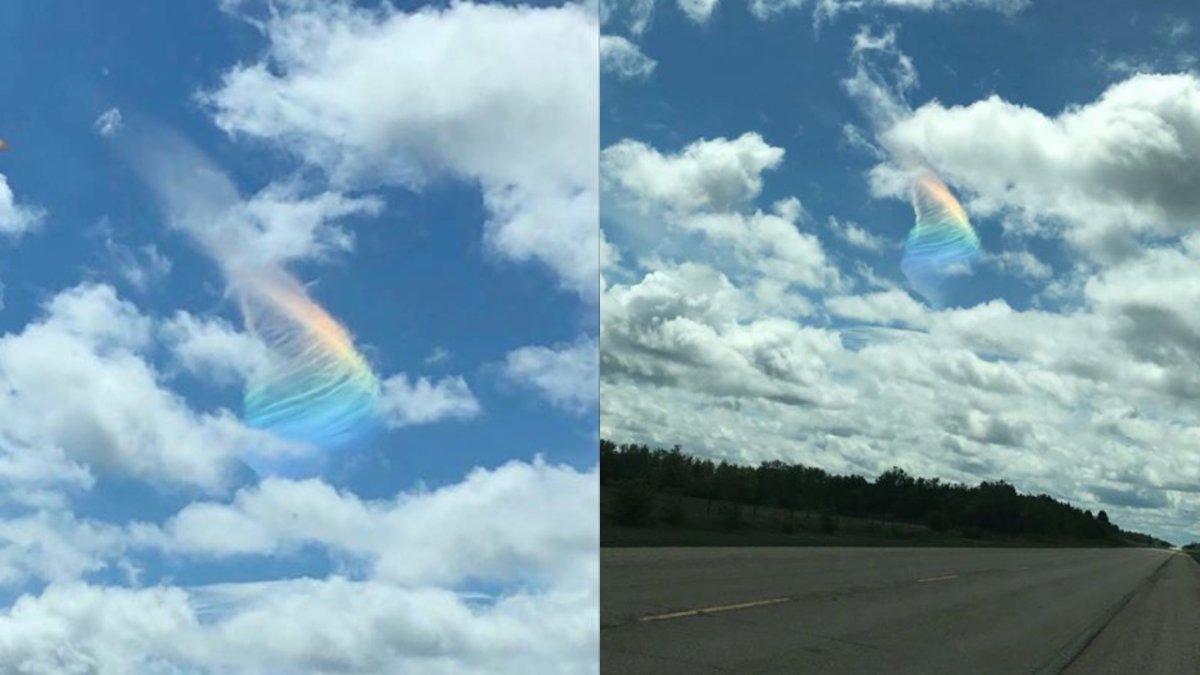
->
[601,439,1171,547]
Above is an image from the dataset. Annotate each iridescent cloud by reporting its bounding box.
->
[236,267,382,463]
[901,172,980,306]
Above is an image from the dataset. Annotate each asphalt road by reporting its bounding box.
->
[1063,552,1200,675]
[602,546,1184,674]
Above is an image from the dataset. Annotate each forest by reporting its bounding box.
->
[601,439,1172,547]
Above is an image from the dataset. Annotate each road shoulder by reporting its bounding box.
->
[1063,553,1200,675]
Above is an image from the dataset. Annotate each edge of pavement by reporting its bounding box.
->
[1032,550,1175,675]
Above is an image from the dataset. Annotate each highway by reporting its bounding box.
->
[602,546,1195,674]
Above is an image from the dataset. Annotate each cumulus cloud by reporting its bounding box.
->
[603,262,847,407]
[0,284,291,491]
[160,312,273,386]
[206,0,599,298]
[0,576,597,675]
[599,1,1200,550]
[600,69,1200,544]
[0,511,128,588]
[602,249,1200,543]
[875,73,1200,263]
[0,174,45,237]
[826,289,930,328]
[378,374,482,428]
[603,133,785,215]
[827,215,888,252]
[986,249,1052,281]
[0,460,599,674]
[601,35,656,79]
[0,440,92,512]
[149,459,596,585]
[163,310,482,430]
[603,134,839,291]
[0,4,600,674]
[504,338,599,413]
[677,0,720,23]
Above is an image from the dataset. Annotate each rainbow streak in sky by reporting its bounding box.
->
[901,172,981,306]
[237,268,381,457]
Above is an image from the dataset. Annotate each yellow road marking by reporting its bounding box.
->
[916,574,960,583]
[640,597,791,622]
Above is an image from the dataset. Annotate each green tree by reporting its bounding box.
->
[613,480,656,528]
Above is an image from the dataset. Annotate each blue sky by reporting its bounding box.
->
[0,1,598,672]
[601,0,1200,545]
[603,0,1200,311]
[1,0,593,485]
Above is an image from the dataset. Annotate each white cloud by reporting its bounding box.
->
[717,206,840,288]
[0,511,127,588]
[0,174,45,237]
[0,460,599,674]
[601,35,656,80]
[94,107,123,137]
[827,215,888,252]
[986,249,1052,281]
[748,0,1027,22]
[875,73,1200,263]
[152,460,597,585]
[0,6,600,674]
[601,243,1200,543]
[164,308,482,431]
[91,221,173,292]
[0,439,92,512]
[504,337,599,412]
[424,346,451,366]
[603,133,784,215]
[231,184,381,272]
[0,576,597,675]
[124,127,382,274]
[601,0,719,34]
[378,374,481,428]
[1167,17,1191,43]
[206,0,599,298]
[604,135,839,291]
[130,127,467,414]
[601,0,658,36]
[130,131,485,439]
[599,109,1200,546]
[826,289,930,328]
[122,244,172,290]
[677,0,720,23]
[0,283,292,490]
[598,15,1200,549]
[125,124,379,277]
[842,26,918,131]
[160,312,273,386]
[602,262,847,406]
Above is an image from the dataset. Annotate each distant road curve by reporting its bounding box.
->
[602,546,1192,675]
